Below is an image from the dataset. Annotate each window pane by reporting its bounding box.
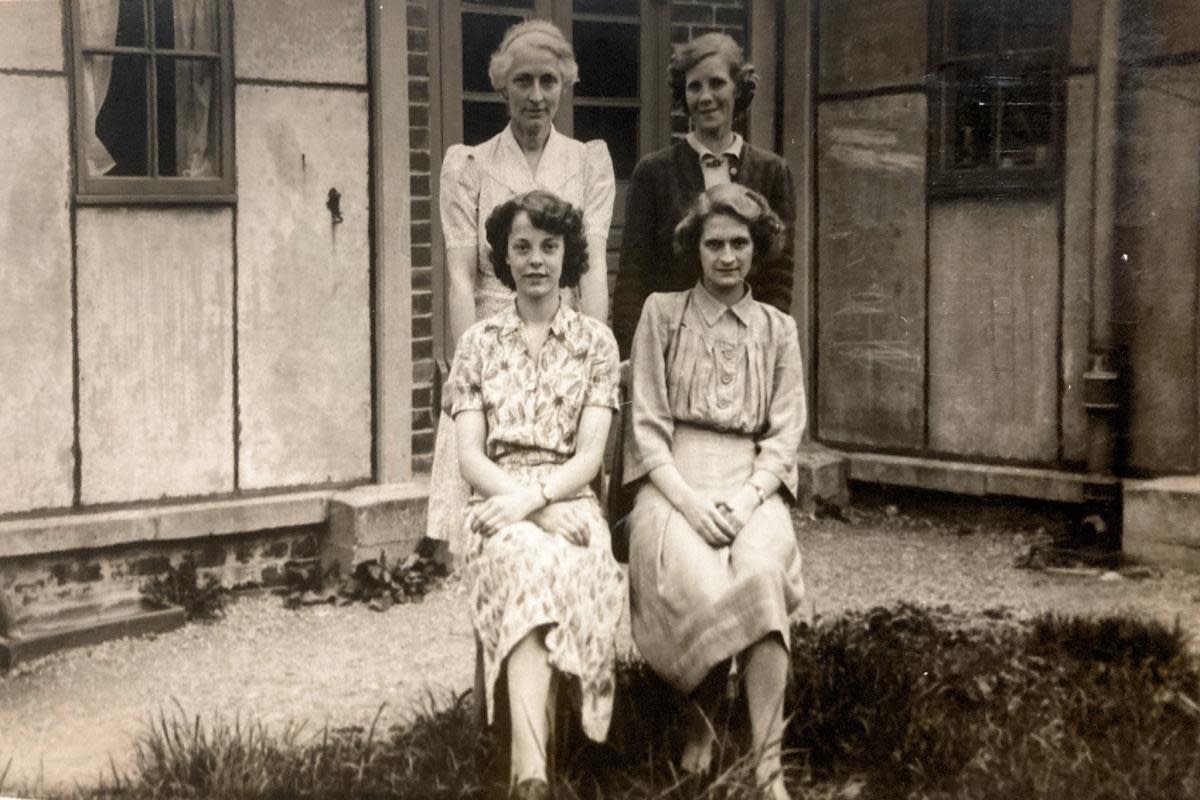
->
[463,12,523,94]
[574,0,639,13]
[155,0,219,52]
[91,52,150,176]
[158,56,220,177]
[463,100,510,145]
[998,66,1054,168]
[574,104,637,179]
[79,0,145,47]
[950,0,999,55]
[573,20,638,98]
[1002,0,1060,50]
[947,63,994,170]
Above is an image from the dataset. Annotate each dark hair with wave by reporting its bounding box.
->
[485,190,589,291]
[667,32,758,117]
[672,183,784,273]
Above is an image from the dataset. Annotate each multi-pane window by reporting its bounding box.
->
[928,0,1068,195]
[70,0,234,201]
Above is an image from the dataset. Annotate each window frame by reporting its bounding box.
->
[927,0,1069,198]
[68,0,236,204]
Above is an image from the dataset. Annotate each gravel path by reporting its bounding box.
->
[3,503,1200,796]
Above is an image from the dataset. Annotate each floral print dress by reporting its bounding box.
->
[443,301,625,742]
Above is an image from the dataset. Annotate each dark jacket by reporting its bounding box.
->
[611,139,797,358]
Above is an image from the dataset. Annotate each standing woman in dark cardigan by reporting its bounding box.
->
[611,32,796,358]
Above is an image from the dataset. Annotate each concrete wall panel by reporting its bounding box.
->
[928,200,1060,463]
[236,85,371,489]
[1116,63,1200,473]
[77,209,235,504]
[1061,76,1096,465]
[0,76,73,514]
[816,94,927,448]
[0,0,63,72]
[234,0,366,85]
[818,0,926,95]
[1070,0,1101,70]
[1124,0,1200,61]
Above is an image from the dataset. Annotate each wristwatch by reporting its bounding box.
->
[750,483,767,506]
[538,480,555,507]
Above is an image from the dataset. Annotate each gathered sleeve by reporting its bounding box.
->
[582,140,616,242]
[439,144,482,250]
[441,324,486,418]
[582,324,621,410]
[622,295,677,485]
[751,313,807,500]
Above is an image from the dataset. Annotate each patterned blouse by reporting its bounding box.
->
[444,301,620,466]
[440,125,615,317]
[623,284,807,498]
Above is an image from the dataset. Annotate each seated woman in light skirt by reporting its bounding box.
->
[623,183,807,799]
[443,190,624,800]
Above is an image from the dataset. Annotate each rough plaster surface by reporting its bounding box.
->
[234,0,367,85]
[77,208,235,504]
[0,76,73,514]
[928,200,1059,463]
[236,85,371,489]
[818,0,926,95]
[0,0,63,72]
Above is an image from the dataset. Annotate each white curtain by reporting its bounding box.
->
[78,0,121,177]
[78,0,218,178]
[173,0,218,177]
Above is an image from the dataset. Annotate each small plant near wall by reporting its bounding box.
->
[141,555,227,622]
[282,552,448,612]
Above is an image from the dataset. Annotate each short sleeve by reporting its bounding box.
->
[442,325,485,417]
[439,144,481,250]
[582,140,616,242]
[582,323,620,410]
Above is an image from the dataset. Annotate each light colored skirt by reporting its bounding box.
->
[465,462,626,743]
[628,425,805,694]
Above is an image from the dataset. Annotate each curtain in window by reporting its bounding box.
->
[172,0,218,177]
[79,0,121,177]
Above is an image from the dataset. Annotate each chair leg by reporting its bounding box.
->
[474,632,488,729]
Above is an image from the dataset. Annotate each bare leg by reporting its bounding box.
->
[743,635,789,799]
[681,661,729,775]
[507,628,555,784]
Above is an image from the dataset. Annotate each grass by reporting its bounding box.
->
[23,605,1199,800]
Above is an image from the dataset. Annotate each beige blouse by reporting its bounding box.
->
[623,284,807,498]
[439,124,615,317]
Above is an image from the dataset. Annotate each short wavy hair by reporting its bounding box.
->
[488,19,579,91]
[486,190,590,291]
[672,184,784,272]
[668,32,758,117]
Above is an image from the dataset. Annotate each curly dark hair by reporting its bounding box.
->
[672,184,784,273]
[485,190,590,291]
[667,32,758,117]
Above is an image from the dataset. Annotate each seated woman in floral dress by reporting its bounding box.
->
[623,183,807,800]
[443,190,625,800]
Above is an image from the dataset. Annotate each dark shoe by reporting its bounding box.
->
[511,777,550,800]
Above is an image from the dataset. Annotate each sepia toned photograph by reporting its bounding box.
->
[2,1,1200,797]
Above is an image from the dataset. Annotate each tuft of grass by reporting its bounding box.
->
[85,606,1200,800]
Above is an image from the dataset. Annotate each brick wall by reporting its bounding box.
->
[670,0,749,137]
[407,0,436,473]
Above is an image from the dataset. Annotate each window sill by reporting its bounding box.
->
[74,193,238,206]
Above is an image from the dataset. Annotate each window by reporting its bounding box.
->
[928,0,1068,195]
[69,0,234,202]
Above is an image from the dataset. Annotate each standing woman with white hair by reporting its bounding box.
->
[427,20,616,557]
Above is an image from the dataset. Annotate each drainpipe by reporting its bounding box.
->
[1083,0,1123,533]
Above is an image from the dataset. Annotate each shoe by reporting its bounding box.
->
[511,777,550,800]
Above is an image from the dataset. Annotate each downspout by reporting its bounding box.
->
[1083,0,1123,526]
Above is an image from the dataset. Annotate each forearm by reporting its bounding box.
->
[447,275,476,353]
[747,470,782,498]
[456,444,526,499]
[647,462,700,514]
[579,236,609,323]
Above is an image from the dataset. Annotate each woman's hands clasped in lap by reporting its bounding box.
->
[531,502,591,547]
[467,491,592,547]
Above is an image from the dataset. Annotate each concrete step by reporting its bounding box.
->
[0,599,185,670]
[1123,475,1200,572]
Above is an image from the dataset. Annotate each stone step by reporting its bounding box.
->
[1123,475,1200,572]
[0,598,185,670]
